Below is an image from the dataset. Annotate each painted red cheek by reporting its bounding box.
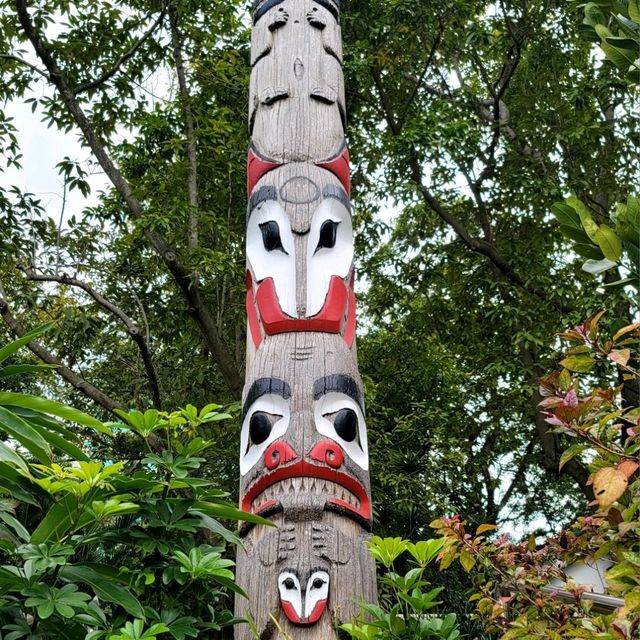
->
[264,441,298,470]
[247,147,280,196]
[318,146,351,196]
[280,600,301,624]
[309,440,344,469]
[307,599,327,624]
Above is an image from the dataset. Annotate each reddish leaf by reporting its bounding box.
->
[608,349,631,367]
[618,459,639,479]
[613,322,640,342]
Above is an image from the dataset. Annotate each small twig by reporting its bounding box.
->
[18,265,162,410]
[73,10,165,95]
[0,53,48,78]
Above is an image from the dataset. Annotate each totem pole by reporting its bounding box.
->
[235,0,377,637]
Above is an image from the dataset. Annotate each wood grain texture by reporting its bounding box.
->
[249,0,345,164]
[238,0,377,636]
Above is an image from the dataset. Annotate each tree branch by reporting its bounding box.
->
[0,53,48,78]
[18,265,162,410]
[73,11,165,95]
[497,437,536,513]
[0,287,124,416]
[168,4,199,250]
[396,24,443,133]
[408,154,573,313]
[14,0,242,395]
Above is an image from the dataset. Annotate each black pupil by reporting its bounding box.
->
[317,220,338,250]
[334,408,357,442]
[284,578,295,589]
[249,412,272,445]
[260,221,285,252]
[312,578,325,589]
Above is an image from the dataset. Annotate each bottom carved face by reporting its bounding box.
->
[234,515,378,640]
[278,568,329,625]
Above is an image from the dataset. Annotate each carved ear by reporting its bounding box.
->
[257,530,280,566]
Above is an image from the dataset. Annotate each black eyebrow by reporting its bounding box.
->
[322,184,350,212]
[313,374,362,410]
[247,186,278,221]
[312,0,339,20]
[243,377,291,418]
[253,0,285,24]
[309,566,327,575]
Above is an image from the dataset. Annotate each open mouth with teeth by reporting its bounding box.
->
[241,461,371,523]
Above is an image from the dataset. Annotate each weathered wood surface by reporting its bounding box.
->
[237,1,376,637]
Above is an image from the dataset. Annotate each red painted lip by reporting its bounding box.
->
[280,599,328,626]
[242,459,371,522]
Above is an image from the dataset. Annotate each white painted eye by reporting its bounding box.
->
[240,395,290,475]
[247,200,297,317]
[305,570,329,619]
[278,571,302,618]
[314,393,368,470]
[306,198,352,316]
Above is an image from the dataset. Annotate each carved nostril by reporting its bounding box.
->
[264,441,298,470]
[309,440,344,469]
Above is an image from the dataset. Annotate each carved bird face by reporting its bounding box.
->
[246,164,356,347]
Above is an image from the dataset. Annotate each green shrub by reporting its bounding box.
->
[0,328,264,639]
[341,536,460,640]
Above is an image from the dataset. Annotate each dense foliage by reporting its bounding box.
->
[433,313,640,639]
[0,332,263,639]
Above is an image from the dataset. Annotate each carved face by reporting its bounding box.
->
[278,568,329,625]
[249,0,345,165]
[246,164,356,347]
[239,333,371,526]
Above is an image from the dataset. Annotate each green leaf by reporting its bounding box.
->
[459,551,476,572]
[30,494,81,543]
[630,0,640,23]
[593,225,622,261]
[0,510,30,542]
[192,500,273,526]
[0,364,57,379]
[0,440,31,476]
[601,39,639,69]
[551,202,581,228]
[559,354,596,372]
[559,224,593,245]
[0,392,109,434]
[573,243,605,260]
[60,564,146,619]
[559,443,589,471]
[0,406,52,464]
[566,196,600,241]
[0,324,54,365]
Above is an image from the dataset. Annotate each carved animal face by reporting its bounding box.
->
[278,567,329,625]
[246,163,356,346]
[239,333,371,526]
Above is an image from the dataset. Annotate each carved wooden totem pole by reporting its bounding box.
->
[236,0,377,638]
